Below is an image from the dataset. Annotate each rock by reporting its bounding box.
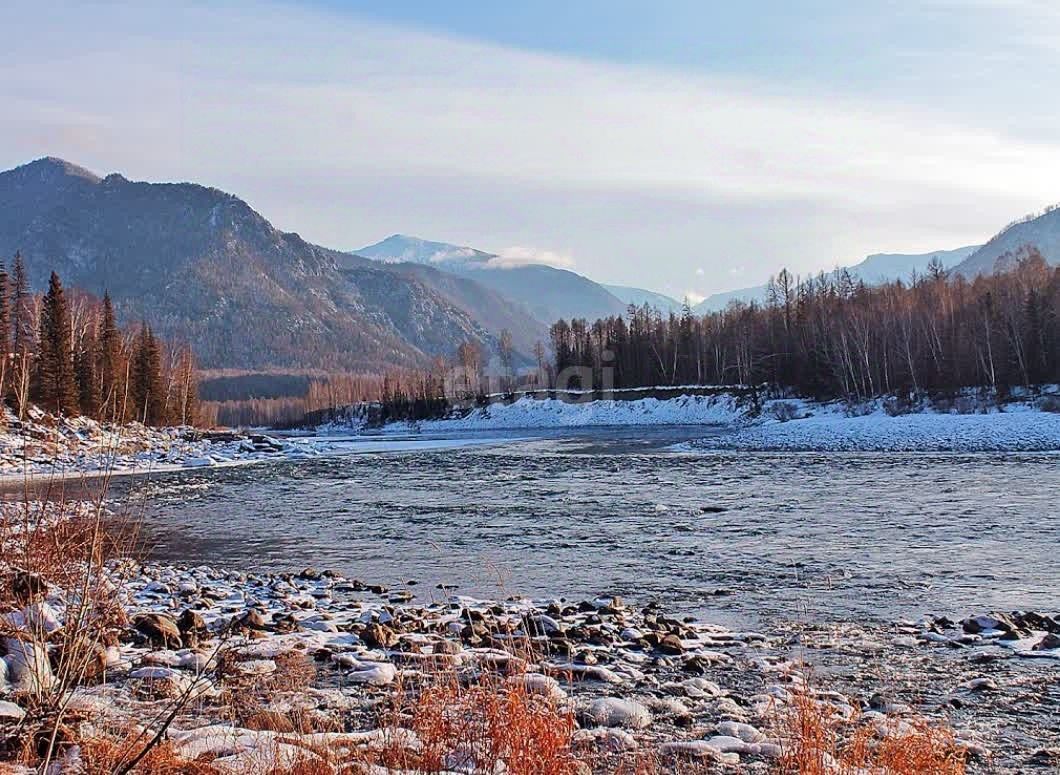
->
[1034,633,1060,651]
[178,609,206,634]
[8,571,47,604]
[572,727,638,753]
[716,721,765,743]
[658,633,685,655]
[582,697,652,730]
[960,677,998,692]
[658,740,736,764]
[0,701,25,721]
[133,613,182,648]
[361,623,398,650]
[130,666,213,699]
[4,637,55,693]
[509,673,567,701]
[232,609,268,633]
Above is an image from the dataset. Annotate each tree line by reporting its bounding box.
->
[547,249,1059,399]
[1,252,199,426]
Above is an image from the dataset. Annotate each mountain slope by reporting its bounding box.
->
[356,235,629,323]
[952,207,1060,276]
[695,246,979,313]
[603,285,684,314]
[348,258,548,357]
[0,158,512,370]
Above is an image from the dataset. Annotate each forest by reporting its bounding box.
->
[0,252,198,426]
[547,249,1060,399]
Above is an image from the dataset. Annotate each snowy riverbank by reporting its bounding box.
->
[8,555,1052,772]
[0,408,323,480]
[316,390,1060,453]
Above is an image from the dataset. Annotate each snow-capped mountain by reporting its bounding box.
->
[694,245,980,313]
[354,236,628,325]
[355,234,492,265]
[952,206,1060,276]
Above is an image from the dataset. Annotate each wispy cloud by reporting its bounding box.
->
[489,246,576,270]
[2,1,1057,294]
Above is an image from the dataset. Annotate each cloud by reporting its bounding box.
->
[1,1,1057,294]
[489,246,576,269]
[683,291,706,306]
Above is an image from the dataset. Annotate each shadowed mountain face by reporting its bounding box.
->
[356,235,629,324]
[0,158,545,370]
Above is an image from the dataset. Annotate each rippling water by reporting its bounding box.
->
[119,429,1060,628]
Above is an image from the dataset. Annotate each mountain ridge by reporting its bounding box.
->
[0,158,537,370]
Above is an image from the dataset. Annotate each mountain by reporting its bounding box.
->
[356,235,629,324]
[0,157,536,370]
[951,206,1060,277]
[603,285,684,314]
[355,234,492,265]
[694,246,979,313]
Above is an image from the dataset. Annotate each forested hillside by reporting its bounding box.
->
[548,252,1060,399]
[0,158,528,371]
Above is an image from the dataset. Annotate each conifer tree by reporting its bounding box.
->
[131,323,165,425]
[96,293,123,421]
[0,260,9,398]
[9,253,33,417]
[75,320,100,418]
[37,272,78,416]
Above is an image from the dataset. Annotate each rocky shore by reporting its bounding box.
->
[3,559,1058,772]
[0,408,319,480]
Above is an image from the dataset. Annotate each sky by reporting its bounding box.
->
[4,1,1060,301]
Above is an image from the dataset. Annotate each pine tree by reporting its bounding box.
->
[131,324,165,425]
[9,253,33,417]
[0,260,9,398]
[96,293,123,421]
[75,319,100,418]
[37,272,79,416]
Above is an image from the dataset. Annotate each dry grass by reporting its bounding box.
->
[776,689,967,775]
[357,668,581,775]
[78,733,214,775]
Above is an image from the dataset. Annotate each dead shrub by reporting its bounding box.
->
[775,689,967,775]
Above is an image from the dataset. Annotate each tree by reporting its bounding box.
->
[96,293,124,421]
[9,253,33,417]
[498,329,514,395]
[75,320,100,418]
[37,272,79,416]
[131,324,165,425]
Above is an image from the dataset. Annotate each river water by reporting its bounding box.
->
[116,428,1059,629]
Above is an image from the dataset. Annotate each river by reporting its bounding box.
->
[105,428,1060,630]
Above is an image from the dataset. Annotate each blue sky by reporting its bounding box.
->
[3,1,1059,300]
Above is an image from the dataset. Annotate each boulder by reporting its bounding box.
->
[134,613,182,649]
[4,637,55,693]
[582,697,652,730]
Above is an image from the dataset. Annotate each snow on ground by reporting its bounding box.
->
[321,394,747,433]
[0,407,322,480]
[695,396,1060,452]
[319,390,1060,452]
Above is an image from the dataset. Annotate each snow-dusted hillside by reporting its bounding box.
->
[952,206,1060,276]
[354,234,492,265]
[355,234,628,324]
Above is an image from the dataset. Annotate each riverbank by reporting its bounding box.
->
[6,557,1056,772]
[315,389,1060,452]
[0,408,325,482]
